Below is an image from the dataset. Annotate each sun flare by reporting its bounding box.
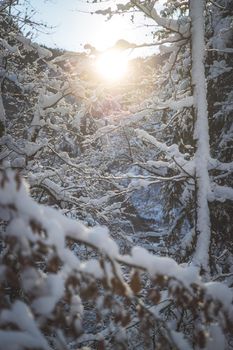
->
[95,49,128,82]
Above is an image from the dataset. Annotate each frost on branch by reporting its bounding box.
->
[0,170,232,349]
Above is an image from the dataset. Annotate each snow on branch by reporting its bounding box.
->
[0,170,191,276]
[0,135,45,157]
[155,96,194,111]
[135,129,192,169]
[209,158,233,172]
[0,88,6,127]
[131,0,190,37]
[39,91,64,109]
[0,170,229,292]
[209,183,233,202]
[0,301,51,350]
[0,38,21,55]
[190,0,211,272]
[0,170,233,349]
[15,34,52,60]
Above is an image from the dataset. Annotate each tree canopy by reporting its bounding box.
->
[0,0,233,349]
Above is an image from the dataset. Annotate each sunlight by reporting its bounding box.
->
[95,49,128,82]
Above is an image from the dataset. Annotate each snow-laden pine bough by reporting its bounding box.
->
[0,170,232,350]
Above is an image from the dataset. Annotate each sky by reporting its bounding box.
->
[20,0,162,56]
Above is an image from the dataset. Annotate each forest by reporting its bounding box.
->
[0,0,233,349]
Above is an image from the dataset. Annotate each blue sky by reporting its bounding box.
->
[20,0,162,56]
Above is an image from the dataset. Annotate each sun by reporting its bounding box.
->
[95,49,128,82]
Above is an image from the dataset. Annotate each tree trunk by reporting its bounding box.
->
[0,91,6,136]
[190,0,211,271]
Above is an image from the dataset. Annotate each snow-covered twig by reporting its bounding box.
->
[131,0,190,37]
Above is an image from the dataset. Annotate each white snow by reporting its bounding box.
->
[1,170,232,348]
[15,35,52,59]
[0,38,20,55]
[40,92,63,109]
[171,330,192,350]
[205,282,233,309]
[190,0,211,271]
[206,324,226,350]
[0,170,199,288]
[156,96,194,111]
[133,0,190,37]
[31,273,64,316]
[210,184,233,202]
[0,301,51,349]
